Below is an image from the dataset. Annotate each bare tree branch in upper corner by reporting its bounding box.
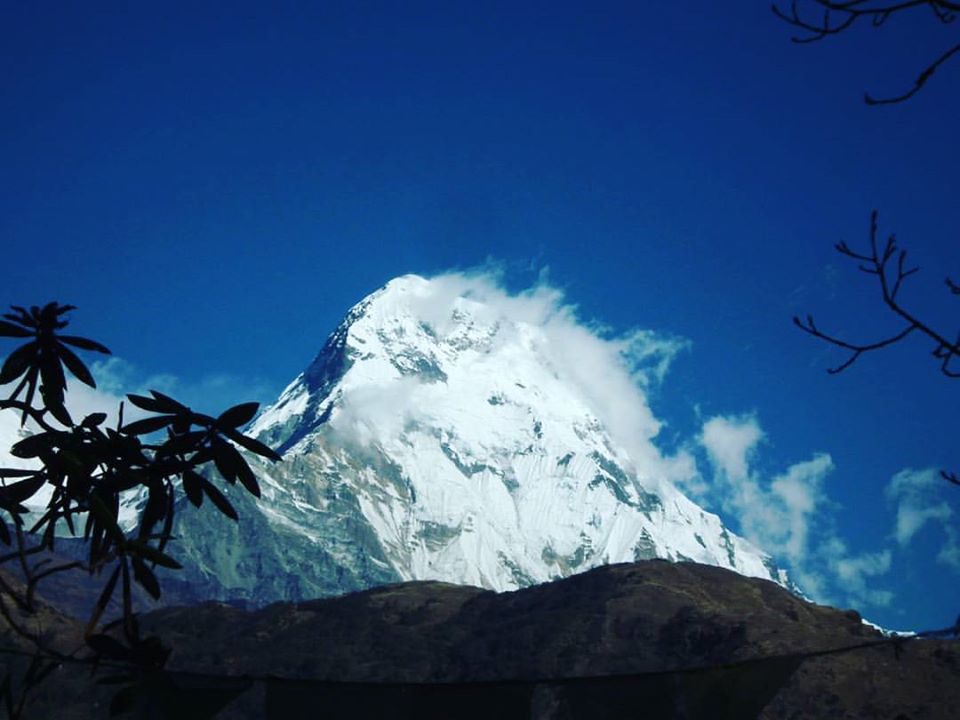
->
[794,210,959,484]
[772,0,960,104]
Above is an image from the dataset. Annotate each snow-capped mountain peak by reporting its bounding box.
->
[237,274,783,597]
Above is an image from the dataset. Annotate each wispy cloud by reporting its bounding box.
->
[1,355,278,516]
[699,413,894,609]
[334,271,694,486]
[87,357,278,414]
[886,468,959,570]
[822,538,893,608]
[701,414,764,482]
[0,355,277,445]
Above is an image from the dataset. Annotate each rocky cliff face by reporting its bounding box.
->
[165,274,789,606]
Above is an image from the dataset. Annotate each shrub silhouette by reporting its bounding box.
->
[0,302,278,718]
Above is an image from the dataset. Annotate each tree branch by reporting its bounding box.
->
[796,211,960,375]
[773,0,960,103]
[798,211,960,484]
[865,41,960,104]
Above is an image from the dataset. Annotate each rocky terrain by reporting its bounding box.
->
[6,560,958,719]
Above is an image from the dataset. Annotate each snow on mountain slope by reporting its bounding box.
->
[236,274,785,596]
[0,274,788,603]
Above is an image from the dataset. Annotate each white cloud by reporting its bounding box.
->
[770,454,834,564]
[895,502,952,546]
[620,329,691,389]
[86,357,277,414]
[0,355,276,452]
[329,377,423,448]
[359,271,692,480]
[699,413,893,610]
[938,526,960,570]
[701,414,763,482]
[822,539,894,608]
[0,355,277,521]
[886,468,958,571]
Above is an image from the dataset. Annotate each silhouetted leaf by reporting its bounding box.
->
[11,433,51,459]
[139,484,168,537]
[216,402,259,428]
[182,470,204,507]
[59,334,111,354]
[39,355,71,427]
[211,439,260,497]
[0,521,10,546]
[158,430,205,456]
[126,539,182,569]
[132,555,161,600]
[130,636,171,670]
[87,634,132,661]
[57,342,97,388]
[147,390,188,414]
[0,468,40,478]
[230,452,260,497]
[122,415,177,436]
[81,412,108,428]
[86,566,121,637]
[45,395,73,427]
[212,441,239,484]
[0,320,31,338]
[171,415,191,434]
[127,394,166,413]
[45,301,75,319]
[0,475,46,507]
[224,428,282,461]
[22,366,38,415]
[0,341,37,384]
[89,493,125,546]
[158,486,175,555]
[4,306,30,321]
[39,353,67,401]
[201,479,238,521]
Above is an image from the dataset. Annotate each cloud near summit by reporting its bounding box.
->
[332,270,694,483]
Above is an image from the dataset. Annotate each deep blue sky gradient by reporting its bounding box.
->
[2,2,958,629]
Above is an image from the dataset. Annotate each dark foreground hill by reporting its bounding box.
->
[6,560,959,719]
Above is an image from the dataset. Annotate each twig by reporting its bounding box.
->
[794,211,960,375]
[772,1,960,103]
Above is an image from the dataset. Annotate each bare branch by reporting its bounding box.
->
[866,41,960,104]
[799,211,960,375]
[773,1,960,103]
[793,314,916,372]
[799,211,960,484]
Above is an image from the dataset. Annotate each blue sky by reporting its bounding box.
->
[2,2,958,630]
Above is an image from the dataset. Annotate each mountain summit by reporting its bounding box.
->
[170,274,784,603]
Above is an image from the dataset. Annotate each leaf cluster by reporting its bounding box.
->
[0,303,280,718]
